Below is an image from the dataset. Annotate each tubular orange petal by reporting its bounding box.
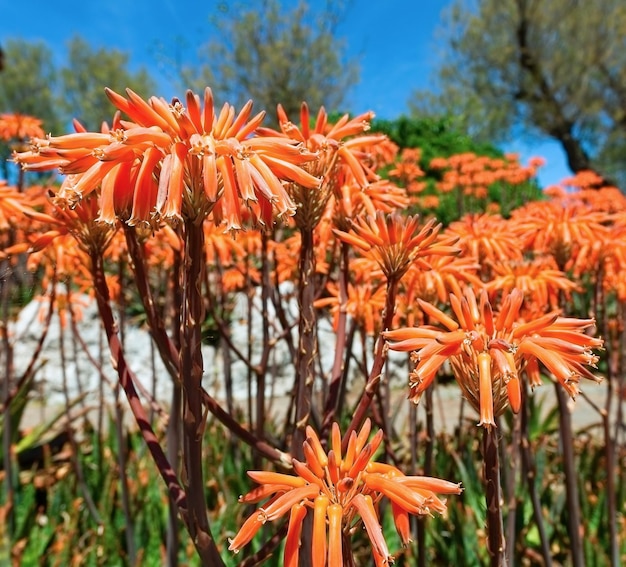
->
[303,441,326,479]
[238,484,288,504]
[48,132,111,150]
[391,500,411,545]
[185,90,202,132]
[341,431,357,474]
[327,503,343,567]
[362,474,429,515]
[236,110,267,141]
[511,311,560,339]
[507,376,522,413]
[261,484,320,521]
[394,476,463,494]
[202,87,215,131]
[284,502,307,567]
[518,339,575,391]
[312,495,329,567]
[228,512,265,553]
[331,423,342,463]
[292,458,324,487]
[477,352,495,428]
[162,142,186,219]
[348,440,373,479]
[417,299,459,331]
[129,146,162,224]
[355,418,372,454]
[351,494,390,561]
[261,154,321,188]
[225,99,254,138]
[246,471,307,488]
[480,291,495,336]
[216,156,242,230]
[233,155,256,203]
[71,160,119,198]
[305,426,329,468]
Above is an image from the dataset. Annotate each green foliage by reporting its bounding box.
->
[179,0,359,122]
[372,115,502,165]
[0,36,155,136]
[59,37,156,131]
[371,115,544,224]
[411,0,626,188]
[0,39,62,133]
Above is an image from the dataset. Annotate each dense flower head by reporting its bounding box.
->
[258,102,384,184]
[0,113,44,143]
[387,148,427,194]
[385,288,603,428]
[229,419,461,566]
[484,257,579,315]
[14,88,320,230]
[331,179,409,229]
[334,212,459,281]
[446,213,523,265]
[315,274,387,336]
[257,102,389,229]
[510,200,609,268]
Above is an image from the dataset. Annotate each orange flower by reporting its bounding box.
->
[229,419,461,565]
[385,288,603,427]
[484,257,579,315]
[331,179,409,225]
[257,102,389,230]
[511,200,609,269]
[14,88,320,229]
[334,212,459,281]
[315,278,386,336]
[446,213,523,265]
[0,113,44,142]
[259,102,385,186]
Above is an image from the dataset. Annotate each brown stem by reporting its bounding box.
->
[256,232,272,448]
[343,276,399,450]
[179,218,224,565]
[321,241,350,435]
[89,248,193,553]
[600,286,619,567]
[292,226,317,458]
[417,384,434,567]
[123,225,179,378]
[483,426,506,567]
[554,384,585,567]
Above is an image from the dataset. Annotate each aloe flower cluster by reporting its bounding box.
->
[229,419,462,565]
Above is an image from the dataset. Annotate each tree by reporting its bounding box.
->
[0,39,62,133]
[411,0,626,188]
[60,36,156,131]
[179,0,359,121]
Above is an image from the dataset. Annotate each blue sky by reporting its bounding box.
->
[3,0,569,186]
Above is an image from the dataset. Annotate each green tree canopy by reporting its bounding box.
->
[0,37,156,135]
[59,37,156,131]
[410,0,626,188]
[0,39,62,133]
[179,0,359,122]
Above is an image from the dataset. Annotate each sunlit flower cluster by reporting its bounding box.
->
[334,212,459,281]
[14,88,321,229]
[385,287,603,427]
[229,419,461,565]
